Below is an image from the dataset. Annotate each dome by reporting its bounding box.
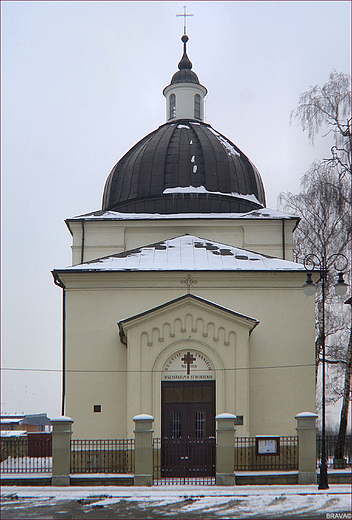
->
[171,68,200,85]
[102,120,266,214]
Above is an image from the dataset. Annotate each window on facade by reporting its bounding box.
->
[93,405,101,413]
[194,94,200,119]
[170,94,176,119]
[171,411,181,438]
[195,411,206,438]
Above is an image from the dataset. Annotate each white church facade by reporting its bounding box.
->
[52,32,316,441]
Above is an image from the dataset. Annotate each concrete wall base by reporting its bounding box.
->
[134,475,153,486]
[298,471,317,485]
[51,476,70,486]
[216,473,236,486]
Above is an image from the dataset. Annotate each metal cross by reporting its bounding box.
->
[176,5,194,35]
[181,352,196,375]
[181,274,197,293]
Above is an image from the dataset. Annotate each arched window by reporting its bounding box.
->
[194,94,201,119]
[170,94,176,119]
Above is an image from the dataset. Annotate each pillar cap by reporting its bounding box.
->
[216,413,237,420]
[295,412,318,419]
[133,414,154,422]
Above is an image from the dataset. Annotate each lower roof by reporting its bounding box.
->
[54,235,305,273]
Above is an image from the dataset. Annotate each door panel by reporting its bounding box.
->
[161,381,215,478]
[162,381,215,439]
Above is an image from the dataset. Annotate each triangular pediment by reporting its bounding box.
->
[118,293,259,345]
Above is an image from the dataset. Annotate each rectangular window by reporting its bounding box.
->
[171,411,181,438]
[194,94,200,119]
[93,405,101,413]
[195,411,206,438]
[170,94,176,119]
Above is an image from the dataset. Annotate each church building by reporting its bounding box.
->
[52,32,316,441]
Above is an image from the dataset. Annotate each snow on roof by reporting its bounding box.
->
[59,235,305,272]
[162,186,261,205]
[1,430,27,437]
[208,127,241,157]
[68,207,298,221]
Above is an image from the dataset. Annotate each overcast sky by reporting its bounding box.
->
[1,1,351,420]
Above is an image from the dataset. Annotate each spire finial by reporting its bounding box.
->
[176,6,194,70]
[176,5,194,36]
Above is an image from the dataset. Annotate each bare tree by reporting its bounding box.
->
[279,160,351,378]
[291,69,351,170]
[281,70,351,466]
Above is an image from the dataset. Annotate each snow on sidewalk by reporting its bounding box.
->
[2,484,351,519]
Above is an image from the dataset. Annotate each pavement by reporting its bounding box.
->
[1,484,351,519]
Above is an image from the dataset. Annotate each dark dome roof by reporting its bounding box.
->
[171,68,200,85]
[102,120,266,214]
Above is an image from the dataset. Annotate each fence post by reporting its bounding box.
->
[216,413,236,486]
[133,414,154,486]
[50,416,74,486]
[295,412,318,485]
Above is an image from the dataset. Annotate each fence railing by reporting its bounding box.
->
[1,435,52,473]
[233,436,298,471]
[2,434,351,475]
[317,435,352,468]
[70,439,134,474]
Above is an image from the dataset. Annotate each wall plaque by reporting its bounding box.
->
[162,350,214,380]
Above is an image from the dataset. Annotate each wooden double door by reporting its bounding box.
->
[161,381,215,478]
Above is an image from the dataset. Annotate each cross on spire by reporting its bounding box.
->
[181,352,196,375]
[176,5,194,35]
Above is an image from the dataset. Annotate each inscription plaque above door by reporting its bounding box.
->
[162,350,215,380]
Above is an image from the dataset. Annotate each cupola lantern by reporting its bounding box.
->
[163,34,207,122]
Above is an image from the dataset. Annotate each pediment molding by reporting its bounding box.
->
[118,294,259,347]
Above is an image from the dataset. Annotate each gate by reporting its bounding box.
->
[154,437,215,484]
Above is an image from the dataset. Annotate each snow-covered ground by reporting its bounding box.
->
[1,484,351,519]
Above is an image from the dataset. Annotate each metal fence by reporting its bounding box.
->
[3,434,351,476]
[234,436,298,471]
[1,435,52,473]
[153,437,216,485]
[317,435,352,468]
[70,439,134,474]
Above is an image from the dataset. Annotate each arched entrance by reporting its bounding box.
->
[160,350,216,478]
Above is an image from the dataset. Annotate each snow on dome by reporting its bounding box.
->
[163,186,261,205]
[209,128,241,157]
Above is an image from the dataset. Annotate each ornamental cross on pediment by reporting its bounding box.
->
[181,274,197,293]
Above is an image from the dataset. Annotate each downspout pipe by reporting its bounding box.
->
[53,273,66,416]
[281,219,286,260]
[81,220,85,264]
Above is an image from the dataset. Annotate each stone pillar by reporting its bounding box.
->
[133,414,154,486]
[295,412,318,485]
[216,413,236,486]
[50,416,74,486]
